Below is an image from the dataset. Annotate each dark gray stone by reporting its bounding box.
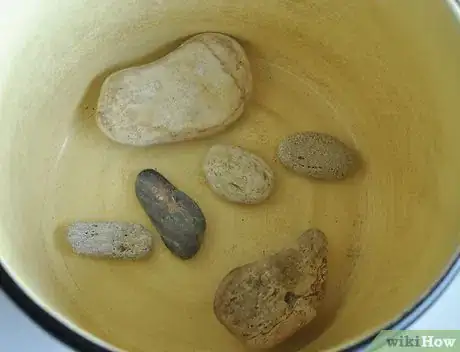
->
[135,169,206,259]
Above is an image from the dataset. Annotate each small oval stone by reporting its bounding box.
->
[277,132,359,180]
[135,169,206,259]
[203,145,274,204]
[67,221,153,259]
[214,228,328,348]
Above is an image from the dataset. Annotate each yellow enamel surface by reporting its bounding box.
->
[0,1,459,351]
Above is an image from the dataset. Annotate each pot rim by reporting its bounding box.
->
[1,252,459,352]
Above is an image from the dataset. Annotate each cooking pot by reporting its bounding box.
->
[1,0,460,351]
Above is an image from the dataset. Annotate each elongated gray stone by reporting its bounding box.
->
[67,221,153,259]
[135,169,206,259]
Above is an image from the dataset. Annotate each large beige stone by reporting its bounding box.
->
[97,33,252,146]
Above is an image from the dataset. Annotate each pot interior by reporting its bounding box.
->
[0,0,460,351]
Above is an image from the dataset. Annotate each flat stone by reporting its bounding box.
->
[97,33,252,146]
[67,221,153,259]
[135,169,206,259]
[214,228,328,348]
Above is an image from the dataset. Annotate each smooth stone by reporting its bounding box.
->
[277,131,359,180]
[214,228,328,349]
[135,169,206,259]
[203,144,275,204]
[97,32,252,146]
[67,221,153,259]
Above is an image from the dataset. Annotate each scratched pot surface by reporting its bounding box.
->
[0,0,460,351]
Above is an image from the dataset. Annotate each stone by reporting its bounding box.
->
[277,132,359,180]
[67,221,153,259]
[96,32,252,146]
[135,169,206,259]
[203,144,274,204]
[213,228,328,349]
